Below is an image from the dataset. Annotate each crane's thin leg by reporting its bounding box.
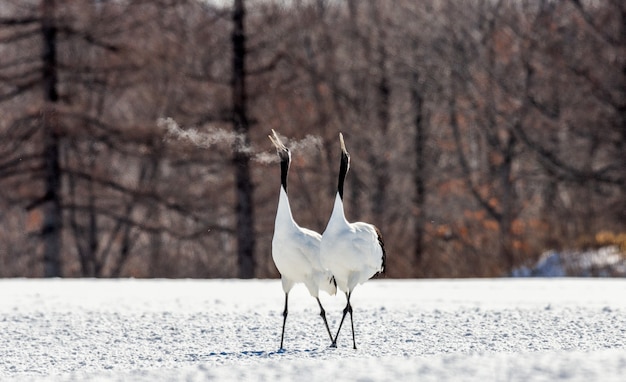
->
[280,292,288,350]
[347,294,356,350]
[316,297,333,343]
[331,292,353,348]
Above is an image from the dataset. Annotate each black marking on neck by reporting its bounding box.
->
[280,154,290,193]
[337,149,350,200]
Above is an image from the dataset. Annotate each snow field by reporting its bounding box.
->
[1,279,625,381]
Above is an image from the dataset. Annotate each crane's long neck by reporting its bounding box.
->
[328,150,350,228]
[276,186,295,228]
[276,155,296,229]
[337,150,349,200]
[280,156,289,193]
[329,192,347,226]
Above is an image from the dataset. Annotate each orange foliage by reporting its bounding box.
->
[26,209,43,233]
[482,219,499,232]
[511,219,525,236]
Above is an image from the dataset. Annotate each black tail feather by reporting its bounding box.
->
[372,226,386,278]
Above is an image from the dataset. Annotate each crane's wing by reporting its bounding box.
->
[295,227,324,270]
[351,222,385,276]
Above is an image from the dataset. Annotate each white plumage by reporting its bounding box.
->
[320,132,386,349]
[321,195,384,292]
[269,130,336,350]
[273,188,336,298]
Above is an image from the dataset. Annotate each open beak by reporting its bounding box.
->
[269,129,287,151]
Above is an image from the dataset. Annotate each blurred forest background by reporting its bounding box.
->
[0,0,624,278]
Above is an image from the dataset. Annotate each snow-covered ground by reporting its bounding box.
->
[1,278,625,381]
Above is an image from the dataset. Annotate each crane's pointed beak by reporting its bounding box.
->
[269,129,287,151]
[268,134,278,148]
[339,132,348,155]
[269,130,290,164]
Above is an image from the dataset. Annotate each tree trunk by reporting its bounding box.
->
[499,136,516,270]
[369,2,389,226]
[41,0,62,277]
[411,70,426,267]
[232,0,256,278]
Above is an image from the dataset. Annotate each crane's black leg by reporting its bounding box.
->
[331,292,352,348]
[347,294,356,349]
[280,292,288,350]
[316,297,333,343]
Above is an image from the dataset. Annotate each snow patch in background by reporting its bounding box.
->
[512,246,626,277]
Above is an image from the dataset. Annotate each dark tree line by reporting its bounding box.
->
[0,0,624,278]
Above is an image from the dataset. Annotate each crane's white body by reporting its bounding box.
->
[268,129,335,350]
[320,194,384,293]
[319,132,385,349]
[273,187,336,297]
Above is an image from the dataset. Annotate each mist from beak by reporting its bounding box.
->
[159,117,322,165]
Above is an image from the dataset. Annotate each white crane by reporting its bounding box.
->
[320,132,386,349]
[269,129,337,350]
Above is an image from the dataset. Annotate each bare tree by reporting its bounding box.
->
[1,0,623,278]
[231,0,256,278]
